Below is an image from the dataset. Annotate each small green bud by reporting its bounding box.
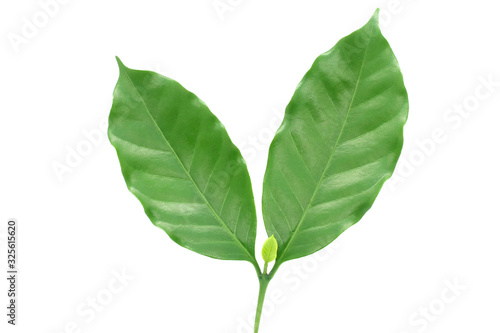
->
[261,235,278,263]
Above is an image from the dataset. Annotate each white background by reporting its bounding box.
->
[1,0,499,332]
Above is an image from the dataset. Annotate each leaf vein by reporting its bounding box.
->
[276,24,375,263]
[119,70,255,262]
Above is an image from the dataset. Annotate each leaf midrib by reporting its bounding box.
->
[275,26,374,264]
[120,70,256,263]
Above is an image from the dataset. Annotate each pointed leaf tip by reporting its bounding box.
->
[108,60,259,262]
[115,56,127,71]
[262,7,408,263]
[370,8,380,26]
[360,8,381,34]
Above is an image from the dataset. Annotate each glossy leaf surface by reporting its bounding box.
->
[263,10,409,264]
[109,58,258,263]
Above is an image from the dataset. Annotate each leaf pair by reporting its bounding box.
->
[108,9,408,332]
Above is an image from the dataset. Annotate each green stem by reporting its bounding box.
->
[254,275,270,333]
[268,262,281,280]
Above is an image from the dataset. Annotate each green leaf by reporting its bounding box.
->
[109,57,258,263]
[261,235,278,263]
[262,10,409,265]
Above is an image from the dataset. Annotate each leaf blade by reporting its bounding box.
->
[263,10,409,264]
[109,58,258,263]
